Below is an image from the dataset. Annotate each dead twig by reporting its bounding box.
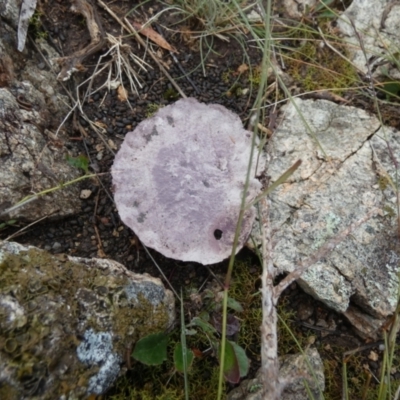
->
[94,224,106,258]
[57,0,105,81]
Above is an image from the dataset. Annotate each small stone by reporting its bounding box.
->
[80,189,92,199]
[368,351,379,362]
[52,242,61,250]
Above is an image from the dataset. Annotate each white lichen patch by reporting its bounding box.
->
[77,329,121,394]
[0,295,27,330]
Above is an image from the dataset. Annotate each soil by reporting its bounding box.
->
[1,0,399,399]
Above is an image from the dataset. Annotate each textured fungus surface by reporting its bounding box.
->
[112,98,262,264]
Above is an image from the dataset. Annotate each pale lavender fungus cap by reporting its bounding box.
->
[112,98,262,265]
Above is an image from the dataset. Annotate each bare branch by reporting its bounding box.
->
[258,197,281,399]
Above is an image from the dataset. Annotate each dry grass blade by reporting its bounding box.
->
[77,33,151,107]
[96,0,187,98]
[130,20,178,53]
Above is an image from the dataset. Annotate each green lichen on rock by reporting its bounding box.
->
[0,241,174,399]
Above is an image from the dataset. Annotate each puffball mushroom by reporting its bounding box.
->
[112,98,262,265]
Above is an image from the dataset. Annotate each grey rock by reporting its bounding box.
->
[227,347,325,400]
[0,240,175,399]
[0,18,80,222]
[337,0,400,80]
[0,88,80,221]
[280,347,325,400]
[0,0,21,29]
[253,98,399,336]
[283,0,317,19]
[343,305,386,340]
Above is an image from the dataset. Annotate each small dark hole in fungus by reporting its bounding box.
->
[214,229,223,240]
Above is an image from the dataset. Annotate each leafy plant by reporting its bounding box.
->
[131,290,249,385]
[132,332,169,365]
[173,342,194,373]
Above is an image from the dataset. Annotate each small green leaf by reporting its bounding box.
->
[174,342,194,372]
[198,311,210,321]
[381,81,400,100]
[220,340,240,383]
[66,154,89,174]
[227,297,244,312]
[188,316,217,336]
[132,332,168,365]
[316,10,336,18]
[315,0,334,11]
[230,341,249,378]
[0,219,17,230]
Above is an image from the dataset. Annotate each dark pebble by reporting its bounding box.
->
[93,93,100,101]
[79,118,88,127]
[368,361,379,371]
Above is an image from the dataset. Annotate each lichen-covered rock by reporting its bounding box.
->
[112,97,263,265]
[0,240,175,399]
[254,98,400,337]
